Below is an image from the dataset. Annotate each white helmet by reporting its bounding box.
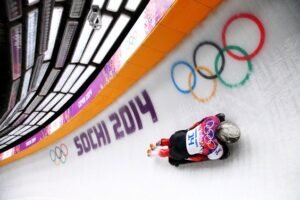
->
[217,121,240,144]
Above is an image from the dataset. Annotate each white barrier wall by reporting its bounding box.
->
[1,0,300,199]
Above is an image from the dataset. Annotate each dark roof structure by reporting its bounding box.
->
[0,0,149,153]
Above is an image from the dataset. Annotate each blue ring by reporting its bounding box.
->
[171,61,196,94]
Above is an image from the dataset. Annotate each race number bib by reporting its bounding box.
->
[186,126,202,155]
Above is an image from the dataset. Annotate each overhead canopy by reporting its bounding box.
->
[0,0,149,153]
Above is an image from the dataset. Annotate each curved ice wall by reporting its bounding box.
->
[1,0,300,199]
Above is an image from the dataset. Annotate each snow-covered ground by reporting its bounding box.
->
[1,0,300,199]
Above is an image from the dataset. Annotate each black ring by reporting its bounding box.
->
[49,144,68,164]
[55,146,62,159]
[193,41,225,79]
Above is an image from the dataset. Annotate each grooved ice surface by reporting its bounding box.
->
[0,0,300,199]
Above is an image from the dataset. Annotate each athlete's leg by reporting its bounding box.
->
[147,147,169,157]
[157,138,170,146]
[147,137,170,157]
[158,148,169,157]
[150,138,170,150]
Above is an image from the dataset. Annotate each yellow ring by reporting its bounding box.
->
[188,66,217,103]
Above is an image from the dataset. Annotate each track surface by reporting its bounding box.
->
[1,0,300,199]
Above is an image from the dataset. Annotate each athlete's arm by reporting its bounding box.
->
[189,114,224,131]
[207,143,224,160]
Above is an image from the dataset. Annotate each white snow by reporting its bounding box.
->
[1,0,300,199]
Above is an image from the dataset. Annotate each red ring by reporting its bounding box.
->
[222,13,265,60]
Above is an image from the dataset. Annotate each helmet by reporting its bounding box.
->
[217,121,240,144]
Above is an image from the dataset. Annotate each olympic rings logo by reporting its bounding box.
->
[171,13,265,103]
[201,120,217,150]
[49,143,68,165]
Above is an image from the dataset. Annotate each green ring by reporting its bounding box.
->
[214,45,253,88]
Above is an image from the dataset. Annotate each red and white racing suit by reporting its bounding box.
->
[158,116,226,163]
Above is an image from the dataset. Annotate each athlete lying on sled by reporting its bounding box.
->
[147,114,240,167]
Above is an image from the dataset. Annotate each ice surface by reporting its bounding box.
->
[0,0,300,199]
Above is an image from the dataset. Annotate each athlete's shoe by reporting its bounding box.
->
[150,143,156,150]
[147,149,152,157]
